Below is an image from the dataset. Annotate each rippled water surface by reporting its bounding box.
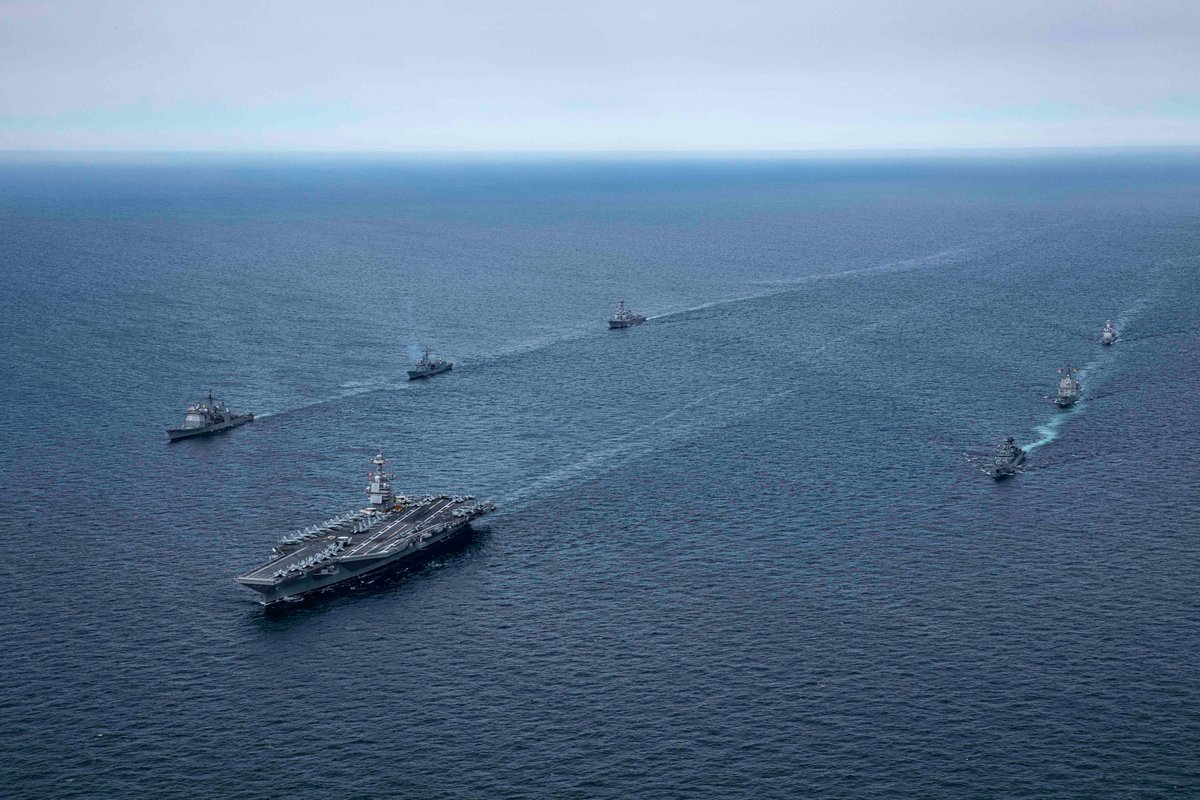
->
[1,155,1198,798]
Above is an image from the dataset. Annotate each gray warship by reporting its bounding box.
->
[236,454,493,606]
[608,300,646,329]
[407,350,452,380]
[1056,365,1081,408]
[167,391,253,441]
[989,436,1026,479]
[1101,320,1117,346]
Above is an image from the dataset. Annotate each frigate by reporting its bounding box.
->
[407,350,453,379]
[989,436,1026,479]
[167,390,253,441]
[1101,320,1117,346]
[608,300,646,329]
[236,454,493,606]
[1056,365,1081,408]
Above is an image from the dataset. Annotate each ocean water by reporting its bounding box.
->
[1,154,1198,799]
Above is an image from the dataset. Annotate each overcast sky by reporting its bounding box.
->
[1,0,1198,151]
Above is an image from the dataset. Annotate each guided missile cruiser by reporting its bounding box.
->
[236,454,494,606]
[1056,365,1081,408]
[167,390,253,441]
[989,436,1026,479]
[407,350,452,380]
[608,299,646,329]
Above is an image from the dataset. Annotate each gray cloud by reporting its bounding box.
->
[1,0,1197,149]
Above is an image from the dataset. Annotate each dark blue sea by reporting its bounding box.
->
[1,153,1198,799]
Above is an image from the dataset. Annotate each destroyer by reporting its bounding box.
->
[608,300,646,329]
[989,436,1026,479]
[1101,320,1117,346]
[1056,365,1081,408]
[167,390,253,441]
[236,454,493,606]
[407,350,452,380]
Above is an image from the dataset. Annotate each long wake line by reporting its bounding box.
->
[1021,290,1156,452]
[497,293,947,512]
[261,244,981,419]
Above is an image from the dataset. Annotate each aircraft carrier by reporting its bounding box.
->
[236,454,494,606]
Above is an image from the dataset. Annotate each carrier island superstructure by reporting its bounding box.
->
[236,454,494,605]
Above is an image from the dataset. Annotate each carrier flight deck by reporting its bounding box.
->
[236,454,493,605]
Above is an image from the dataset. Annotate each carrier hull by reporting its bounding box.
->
[243,518,475,605]
[236,487,494,607]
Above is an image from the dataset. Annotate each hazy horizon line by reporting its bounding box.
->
[1,144,1198,164]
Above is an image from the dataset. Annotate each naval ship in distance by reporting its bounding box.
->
[608,300,646,328]
[407,350,452,380]
[1056,365,1081,408]
[236,454,494,606]
[167,390,253,441]
[989,436,1026,479]
[1101,320,1117,346]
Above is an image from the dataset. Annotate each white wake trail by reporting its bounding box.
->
[1022,292,1152,451]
